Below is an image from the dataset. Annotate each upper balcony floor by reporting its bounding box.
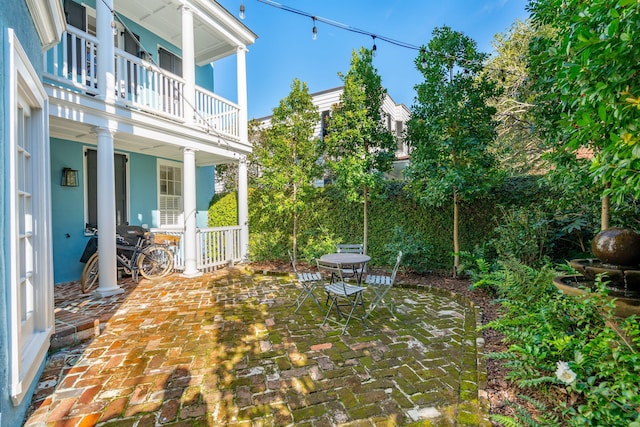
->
[43,0,256,145]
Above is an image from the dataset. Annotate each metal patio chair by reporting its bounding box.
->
[316,258,367,335]
[364,251,403,319]
[288,250,322,313]
[336,243,366,280]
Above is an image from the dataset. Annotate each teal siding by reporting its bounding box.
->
[1,0,50,425]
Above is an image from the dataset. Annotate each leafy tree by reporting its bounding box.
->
[528,0,640,228]
[484,19,547,175]
[249,79,322,260]
[406,26,500,277]
[324,47,397,254]
[215,119,263,193]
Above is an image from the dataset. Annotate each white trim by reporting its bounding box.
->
[25,0,66,50]
[5,28,54,406]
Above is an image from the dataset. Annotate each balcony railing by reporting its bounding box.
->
[44,27,240,140]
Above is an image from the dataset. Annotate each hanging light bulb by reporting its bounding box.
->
[239,2,245,19]
[312,17,317,40]
[111,19,117,36]
[420,47,427,68]
[372,36,377,57]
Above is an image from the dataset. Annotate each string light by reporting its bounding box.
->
[371,35,377,56]
[256,0,421,51]
[312,17,317,40]
[239,1,245,19]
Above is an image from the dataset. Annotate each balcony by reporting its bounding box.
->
[43,26,240,140]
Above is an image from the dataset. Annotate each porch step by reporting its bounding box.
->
[51,309,100,351]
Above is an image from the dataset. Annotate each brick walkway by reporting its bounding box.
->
[24,268,490,426]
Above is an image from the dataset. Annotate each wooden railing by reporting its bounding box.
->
[150,226,243,272]
[43,29,240,139]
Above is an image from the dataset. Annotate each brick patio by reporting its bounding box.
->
[24,267,490,426]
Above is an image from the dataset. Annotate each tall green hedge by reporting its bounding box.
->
[209,176,550,271]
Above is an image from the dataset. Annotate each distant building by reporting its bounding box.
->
[256,86,411,184]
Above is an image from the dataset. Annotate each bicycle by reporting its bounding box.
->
[81,226,176,293]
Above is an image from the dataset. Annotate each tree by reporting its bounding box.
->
[406,26,500,277]
[324,48,397,254]
[249,79,322,261]
[215,120,263,193]
[484,19,547,175]
[529,0,640,229]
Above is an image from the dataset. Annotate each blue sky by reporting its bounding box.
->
[214,0,530,120]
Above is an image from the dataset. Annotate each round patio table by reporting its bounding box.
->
[319,253,371,285]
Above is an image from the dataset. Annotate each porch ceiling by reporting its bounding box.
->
[49,117,238,167]
[115,0,256,65]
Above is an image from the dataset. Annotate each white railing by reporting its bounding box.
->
[196,87,240,139]
[44,29,239,136]
[150,226,243,272]
[43,26,99,93]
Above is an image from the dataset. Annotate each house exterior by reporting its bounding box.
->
[1,0,255,422]
[1,0,65,421]
[257,86,411,182]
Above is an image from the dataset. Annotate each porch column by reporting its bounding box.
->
[238,155,249,261]
[96,0,115,103]
[93,127,123,296]
[236,45,249,261]
[182,148,201,277]
[236,46,248,141]
[181,4,195,124]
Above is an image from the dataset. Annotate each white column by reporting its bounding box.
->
[236,45,249,261]
[94,127,123,296]
[238,155,249,261]
[96,0,115,102]
[181,4,196,124]
[182,148,201,277]
[236,46,248,140]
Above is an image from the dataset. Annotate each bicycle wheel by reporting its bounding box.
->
[137,245,174,279]
[81,253,100,293]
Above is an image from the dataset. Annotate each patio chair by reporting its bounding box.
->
[336,243,366,280]
[364,251,403,319]
[288,250,322,313]
[316,258,367,335]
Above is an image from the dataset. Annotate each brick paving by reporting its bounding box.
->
[24,268,490,426]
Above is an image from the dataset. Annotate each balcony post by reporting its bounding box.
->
[236,46,248,141]
[93,126,123,296]
[96,0,115,102]
[181,4,196,124]
[182,147,202,277]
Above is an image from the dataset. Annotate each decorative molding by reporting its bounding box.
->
[25,0,66,51]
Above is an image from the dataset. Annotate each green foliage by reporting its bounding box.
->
[474,259,640,426]
[381,226,434,274]
[248,230,288,262]
[490,206,552,267]
[208,192,238,227]
[529,0,640,204]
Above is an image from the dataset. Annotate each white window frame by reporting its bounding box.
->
[157,159,184,227]
[5,28,54,406]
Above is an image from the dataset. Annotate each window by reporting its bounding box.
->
[6,29,53,405]
[158,161,183,226]
[85,149,128,228]
[158,47,182,77]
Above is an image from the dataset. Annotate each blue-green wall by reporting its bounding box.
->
[50,138,215,284]
[1,1,49,425]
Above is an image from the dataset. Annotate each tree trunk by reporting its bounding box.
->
[292,184,298,262]
[363,184,369,254]
[601,190,610,231]
[453,188,460,278]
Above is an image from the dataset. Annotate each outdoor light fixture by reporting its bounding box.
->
[420,48,427,68]
[239,1,245,19]
[312,17,317,40]
[372,35,377,56]
[111,19,117,36]
[61,168,79,187]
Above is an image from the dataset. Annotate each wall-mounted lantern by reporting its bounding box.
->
[61,168,79,187]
